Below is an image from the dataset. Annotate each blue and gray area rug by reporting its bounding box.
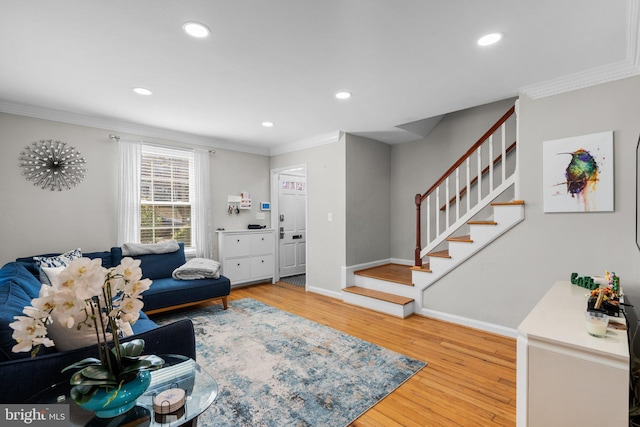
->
[154,298,426,426]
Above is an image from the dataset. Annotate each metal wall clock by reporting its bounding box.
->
[18,139,87,191]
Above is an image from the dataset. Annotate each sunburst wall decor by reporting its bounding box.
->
[19,139,87,191]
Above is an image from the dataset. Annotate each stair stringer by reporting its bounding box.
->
[412,203,525,301]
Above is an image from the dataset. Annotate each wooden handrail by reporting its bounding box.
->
[419,105,515,203]
[439,141,516,211]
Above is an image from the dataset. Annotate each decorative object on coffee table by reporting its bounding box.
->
[18,139,87,191]
[9,256,164,417]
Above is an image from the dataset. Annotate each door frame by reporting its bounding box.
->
[270,163,308,284]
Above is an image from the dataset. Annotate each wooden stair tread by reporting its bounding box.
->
[354,263,413,286]
[446,235,473,243]
[428,249,451,258]
[491,200,524,206]
[343,286,414,306]
[410,263,431,273]
[467,220,497,225]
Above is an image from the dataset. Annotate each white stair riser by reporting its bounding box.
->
[493,204,524,224]
[354,275,417,299]
[342,292,414,318]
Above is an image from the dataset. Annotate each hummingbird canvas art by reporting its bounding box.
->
[542,131,613,213]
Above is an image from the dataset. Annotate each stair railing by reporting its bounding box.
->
[414,105,517,267]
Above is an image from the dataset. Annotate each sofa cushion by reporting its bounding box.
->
[0,263,56,362]
[142,276,231,312]
[111,243,187,280]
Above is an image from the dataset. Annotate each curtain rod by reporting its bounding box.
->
[108,134,216,154]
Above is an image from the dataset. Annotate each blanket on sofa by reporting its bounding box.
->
[172,258,221,280]
[122,240,180,256]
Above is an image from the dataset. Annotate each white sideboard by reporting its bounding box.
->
[217,229,276,286]
[516,281,629,426]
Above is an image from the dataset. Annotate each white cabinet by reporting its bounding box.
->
[517,281,629,426]
[217,230,275,286]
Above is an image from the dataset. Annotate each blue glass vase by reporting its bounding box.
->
[75,371,151,418]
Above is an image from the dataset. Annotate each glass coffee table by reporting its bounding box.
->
[29,354,218,427]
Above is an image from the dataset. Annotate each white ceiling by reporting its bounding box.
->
[0,1,636,154]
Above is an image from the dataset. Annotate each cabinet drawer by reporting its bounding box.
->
[251,255,274,278]
[223,258,251,282]
[224,234,251,258]
[250,232,274,255]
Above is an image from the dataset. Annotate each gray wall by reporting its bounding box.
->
[210,147,271,260]
[390,98,518,261]
[0,113,271,265]
[423,75,640,329]
[270,136,346,295]
[345,134,391,266]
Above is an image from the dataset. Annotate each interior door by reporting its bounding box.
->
[278,174,306,278]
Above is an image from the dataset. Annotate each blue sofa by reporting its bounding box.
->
[15,242,231,314]
[0,243,231,403]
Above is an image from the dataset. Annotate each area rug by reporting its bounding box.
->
[153,298,426,426]
[280,274,306,287]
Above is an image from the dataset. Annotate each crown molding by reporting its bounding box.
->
[269,131,342,156]
[521,0,640,99]
[0,100,270,156]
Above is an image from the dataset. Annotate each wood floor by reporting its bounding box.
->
[224,281,517,426]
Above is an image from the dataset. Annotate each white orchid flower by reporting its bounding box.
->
[9,315,54,352]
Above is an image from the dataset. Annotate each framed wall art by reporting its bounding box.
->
[542,131,613,213]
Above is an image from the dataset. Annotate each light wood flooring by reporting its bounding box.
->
[219,281,516,426]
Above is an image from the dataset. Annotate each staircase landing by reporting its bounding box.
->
[354,263,412,286]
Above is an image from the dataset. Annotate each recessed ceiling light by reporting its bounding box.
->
[477,33,503,46]
[183,22,211,38]
[262,121,274,127]
[132,87,153,96]
[335,91,352,99]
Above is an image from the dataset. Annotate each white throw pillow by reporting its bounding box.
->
[39,282,135,351]
[39,266,66,287]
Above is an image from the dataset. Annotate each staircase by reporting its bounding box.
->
[342,105,524,318]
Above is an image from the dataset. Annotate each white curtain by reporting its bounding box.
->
[193,148,212,259]
[117,140,141,246]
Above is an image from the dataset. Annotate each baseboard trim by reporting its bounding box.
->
[419,307,518,338]
[307,285,342,300]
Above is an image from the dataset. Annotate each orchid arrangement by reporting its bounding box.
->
[9,257,164,404]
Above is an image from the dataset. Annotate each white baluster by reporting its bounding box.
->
[489,135,494,192]
[455,167,460,221]
[501,123,506,183]
[477,146,482,204]
[445,177,450,228]
[465,158,471,213]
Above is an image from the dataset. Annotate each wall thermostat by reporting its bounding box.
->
[260,202,271,211]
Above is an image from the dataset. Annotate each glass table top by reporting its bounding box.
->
[29,354,218,427]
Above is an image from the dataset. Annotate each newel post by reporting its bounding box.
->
[414,193,422,267]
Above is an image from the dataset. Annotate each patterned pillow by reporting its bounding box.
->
[33,248,82,285]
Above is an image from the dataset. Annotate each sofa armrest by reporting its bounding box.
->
[0,319,196,404]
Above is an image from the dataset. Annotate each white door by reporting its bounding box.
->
[278,174,306,277]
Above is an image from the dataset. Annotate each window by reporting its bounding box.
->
[140,145,194,247]
[118,140,211,258]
